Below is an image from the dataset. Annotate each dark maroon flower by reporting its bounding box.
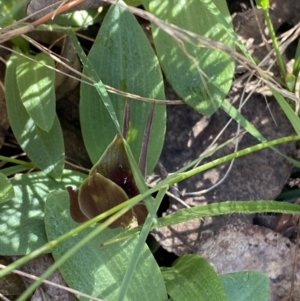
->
[67,134,147,228]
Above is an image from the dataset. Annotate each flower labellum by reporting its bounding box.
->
[67,134,148,228]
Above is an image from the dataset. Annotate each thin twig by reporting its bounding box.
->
[0,264,105,301]
[64,160,90,173]
[0,293,10,301]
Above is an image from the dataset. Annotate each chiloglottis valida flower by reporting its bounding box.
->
[67,134,148,228]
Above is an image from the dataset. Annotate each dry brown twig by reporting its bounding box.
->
[0,263,105,301]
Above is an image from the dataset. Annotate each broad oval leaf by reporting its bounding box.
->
[0,172,15,204]
[0,170,86,255]
[45,190,168,301]
[80,1,166,173]
[161,254,227,301]
[145,0,235,116]
[5,54,64,179]
[16,52,56,132]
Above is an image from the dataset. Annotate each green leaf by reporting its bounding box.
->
[285,73,296,91]
[0,173,15,203]
[145,0,235,116]
[5,54,64,179]
[220,272,270,301]
[80,1,166,173]
[70,31,156,224]
[69,28,157,224]
[16,52,56,132]
[162,254,227,301]
[270,87,300,136]
[0,0,27,25]
[69,29,122,134]
[256,0,270,9]
[0,165,32,177]
[49,8,106,27]
[156,200,300,229]
[0,170,86,255]
[44,190,168,301]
